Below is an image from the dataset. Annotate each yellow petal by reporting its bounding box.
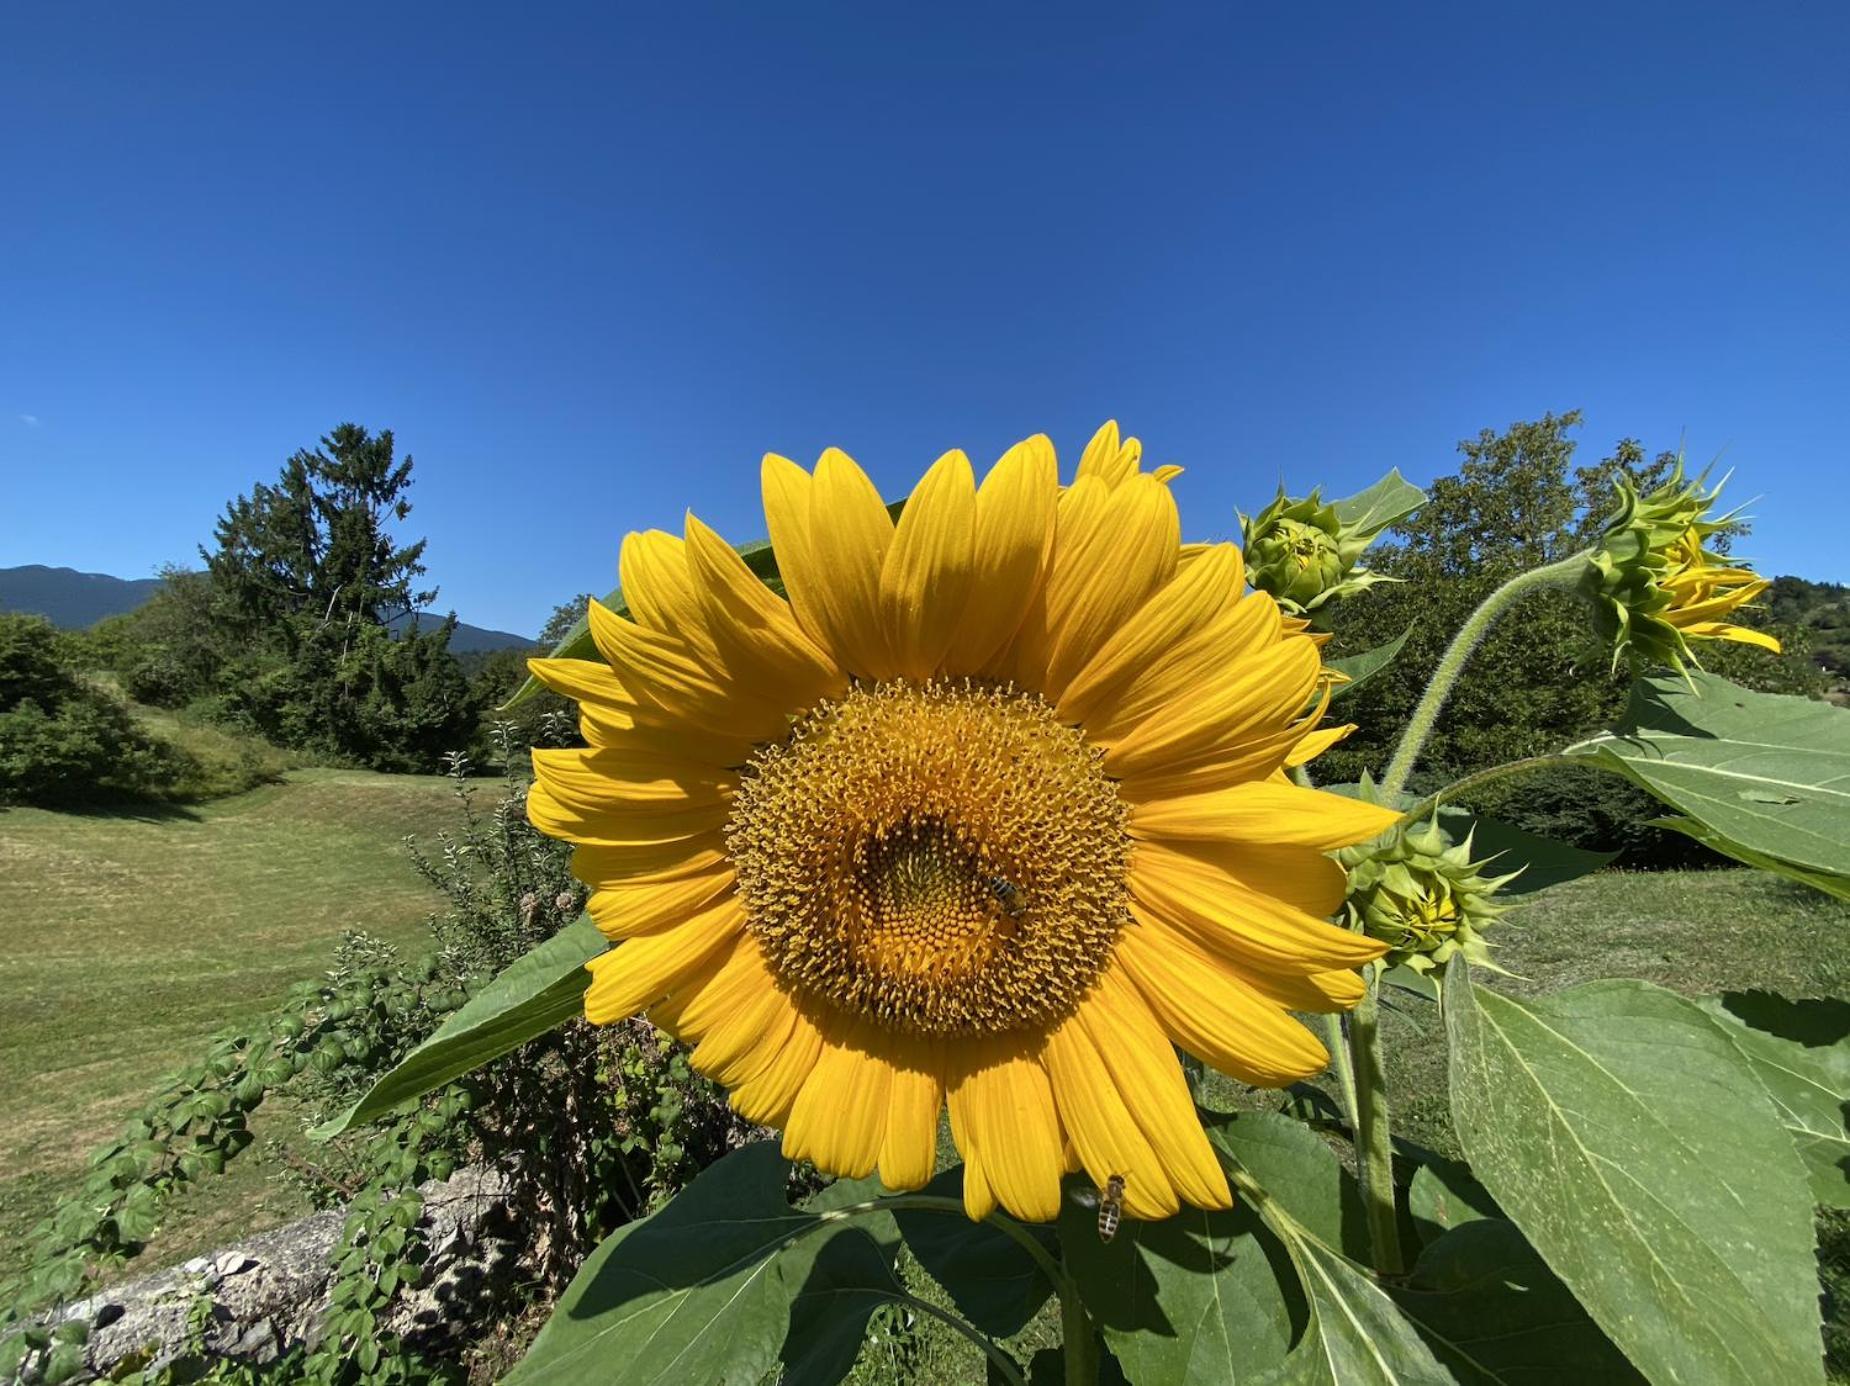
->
[1117,920,1332,1086]
[1104,637,1321,779]
[530,745,733,810]
[1287,721,1355,768]
[880,449,977,680]
[1134,838,1348,918]
[582,895,744,1023]
[527,656,643,712]
[1081,591,1280,744]
[1241,965,1368,1014]
[586,869,735,940]
[1131,779,1401,851]
[1127,857,1384,975]
[784,1022,892,1180]
[585,599,789,740]
[948,435,1058,673]
[526,781,730,848]
[880,1049,944,1192]
[1151,464,1183,485]
[1059,544,1244,726]
[571,838,728,889]
[684,512,843,703]
[1076,420,1141,489]
[729,1006,824,1128]
[619,530,720,664]
[1074,966,1230,1209]
[946,1038,1064,1223]
[760,453,835,656]
[960,1146,998,1221]
[805,448,897,678]
[1040,474,1180,699]
[1041,1011,1178,1220]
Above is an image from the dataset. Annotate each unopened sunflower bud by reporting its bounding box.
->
[1582,461,1780,675]
[1241,488,1392,622]
[1338,820,1518,975]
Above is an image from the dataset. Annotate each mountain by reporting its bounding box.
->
[0,565,164,627]
[0,565,536,653]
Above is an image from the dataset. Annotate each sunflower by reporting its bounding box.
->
[1584,462,1781,672]
[525,422,1399,1224]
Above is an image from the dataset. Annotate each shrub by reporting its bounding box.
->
[0,615,192,806]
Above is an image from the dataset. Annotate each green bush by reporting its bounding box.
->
[0,615,192,806]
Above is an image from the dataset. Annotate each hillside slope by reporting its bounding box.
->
[0,563,536,652]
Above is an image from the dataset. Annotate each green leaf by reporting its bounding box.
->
[501,498,905,711]
[1327,626,1413,701]
[1443,963,1825,1386]
[1392,1219,1643,1384]
[1204,1111,1370,1259]
[1206,1113,1449,1385]
[1431,807,1615,897]
[1697,991,1850,1208]
[893,1167,1055,1337]
[314,916,605,1139]
[1059,1183,1299,1385]
[1565,671,1850,898]
[1329,470,1428,539]
[1403,1154,1496,1246]
[510,1143,901,1385]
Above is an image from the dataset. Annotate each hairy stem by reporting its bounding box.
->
[1348,973,1404,1274]
[1395,751,1604,825]
[1324,1013,1359,1132]
[901,1292,1026,1386]
[1379,551,1591,799]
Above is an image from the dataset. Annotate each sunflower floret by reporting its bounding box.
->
[1338,820,1519,975]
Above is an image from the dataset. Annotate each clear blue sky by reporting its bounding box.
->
[3,4,1846,635]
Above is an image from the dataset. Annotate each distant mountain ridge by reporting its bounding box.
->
[0,564,536,653]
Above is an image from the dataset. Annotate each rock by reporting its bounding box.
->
[25,1166,516,1383]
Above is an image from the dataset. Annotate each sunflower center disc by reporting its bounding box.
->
[725,680,1131,1037]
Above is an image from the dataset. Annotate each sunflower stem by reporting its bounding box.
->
[1324,1013,1359,1132]
[1396,751,1600,824]
[899,1292,1027,1386]
[1379,551,1591,800]
[1348,970,1404,1275]
[1059,1265,1101,1385]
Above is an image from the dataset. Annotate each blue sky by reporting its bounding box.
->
[3,4,1846,635]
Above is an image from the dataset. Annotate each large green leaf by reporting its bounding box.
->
[1058,1176,1301,1384]
[1698,992,1850,1208]
[501,498,904,711]
[1565,671,1850,899]
[1330,470,1428,538]
[1444,964,1825,1386]
[509,1143,901,1385]
[1262,1231,1452,1386]
[894,1166,1055,1337]
[1208,1113,1450,1386]
[1392,1219,1642,1384]
[314,915,605,1139]
[1327,626,1413,702]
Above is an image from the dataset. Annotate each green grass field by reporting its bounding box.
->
[0,769,462,1273]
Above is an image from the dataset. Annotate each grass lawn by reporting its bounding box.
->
[860,867,1850,1385]
[0,768,463,1276]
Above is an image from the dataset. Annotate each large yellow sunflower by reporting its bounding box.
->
[525,422,1399,1224]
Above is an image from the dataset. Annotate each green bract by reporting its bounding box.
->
[1339,820,1518,974]
[1581,459,1774,674]
[1241,488,1388,619]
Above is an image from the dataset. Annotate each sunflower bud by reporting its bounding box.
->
[1582,462,1781,674]
[1338,820,1517,974]
[1241,488,1388,622]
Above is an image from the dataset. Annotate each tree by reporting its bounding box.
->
[1318,413,1813,862]
[191,424,475,769]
